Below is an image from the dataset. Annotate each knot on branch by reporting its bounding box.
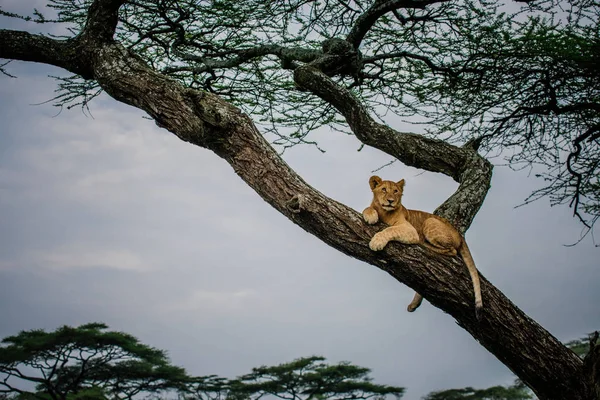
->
[309,38,362,80]
[185,89,235,129]
[321,38,354,56]
[180,87,244,148]
[286,194,305,214]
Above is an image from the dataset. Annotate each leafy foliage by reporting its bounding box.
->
[0,323,189,400]
[565,331,600,359]
[1,323,598,400]
[0,326,403,400]
[422,384,532,400]
[185,356,405,400]
[227,356,404,400]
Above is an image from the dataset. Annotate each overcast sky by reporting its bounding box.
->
[1,5,599,400]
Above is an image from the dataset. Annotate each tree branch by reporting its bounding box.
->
[363,51,455,75]
[0,0,125,79]
[80,0,127,42]
[293,65,492,232]
[0,30,90,78]
[163,45,322,74]
[346,0,451,48]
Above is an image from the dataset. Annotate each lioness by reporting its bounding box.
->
[362,175,482,316]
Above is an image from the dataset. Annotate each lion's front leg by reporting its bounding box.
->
[362,206,379,224]
[369,223,420,251]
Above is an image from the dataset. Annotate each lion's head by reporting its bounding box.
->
[369,175,405,211]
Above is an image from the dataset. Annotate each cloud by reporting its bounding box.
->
[164,289,262,314]
[0,244,149,272]
[0,260,18,272]
[36,245,148,271]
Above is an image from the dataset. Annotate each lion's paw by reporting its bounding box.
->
[364,214,378,225]
[363,209,378,225]
[369,233,388,251]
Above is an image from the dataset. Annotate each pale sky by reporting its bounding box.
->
[1,6,599,400]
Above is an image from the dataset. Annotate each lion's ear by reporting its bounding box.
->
[369,176,382,190]
[397,179,405,189]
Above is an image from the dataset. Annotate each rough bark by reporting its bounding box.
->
[0,0,595,398]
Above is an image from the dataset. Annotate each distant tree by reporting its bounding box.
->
[422,384,532,400]
[226,356,404,400]
[567,331,600,400]
[1,324,598,400]
[184,375,230,400]
[423,331,600,400]
[0,325,403,400]
[566,331,600,359]
[0,323,189,400]
[185,356,405,400]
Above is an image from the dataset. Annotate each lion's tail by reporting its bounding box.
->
[458,240,483,319]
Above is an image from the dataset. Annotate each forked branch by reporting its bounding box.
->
[293,65,492,233]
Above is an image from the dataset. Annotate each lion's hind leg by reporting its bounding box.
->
[422,218,460,256]
[407,218,460,313]
[422,242,457,256]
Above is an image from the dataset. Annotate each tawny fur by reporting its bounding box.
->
[362,176,483,316]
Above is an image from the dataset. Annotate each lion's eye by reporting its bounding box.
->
[394,189,398,193]
[381,188,387,193]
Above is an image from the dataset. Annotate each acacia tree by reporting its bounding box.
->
[186,356,405,400]
[0,0,598,399]
[0,324,403,400]
[0,323,189,400]
[422,384,532,400]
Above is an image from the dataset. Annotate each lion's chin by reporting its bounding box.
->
[381,205,397,211]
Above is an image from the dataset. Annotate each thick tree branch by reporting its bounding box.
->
[0,30,89,77]
[293,65,492,232]
[163,45,322,74]
[0,0,125,79]
[80,0,126,42]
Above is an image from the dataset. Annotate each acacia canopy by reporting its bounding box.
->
[0,325,404,400]
[0,323,188,400]
[0,0,599,399]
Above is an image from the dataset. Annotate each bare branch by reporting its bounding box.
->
[346,0,451,48]
[0,30,90,78]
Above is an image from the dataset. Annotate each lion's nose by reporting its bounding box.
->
[387,199,394,204]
